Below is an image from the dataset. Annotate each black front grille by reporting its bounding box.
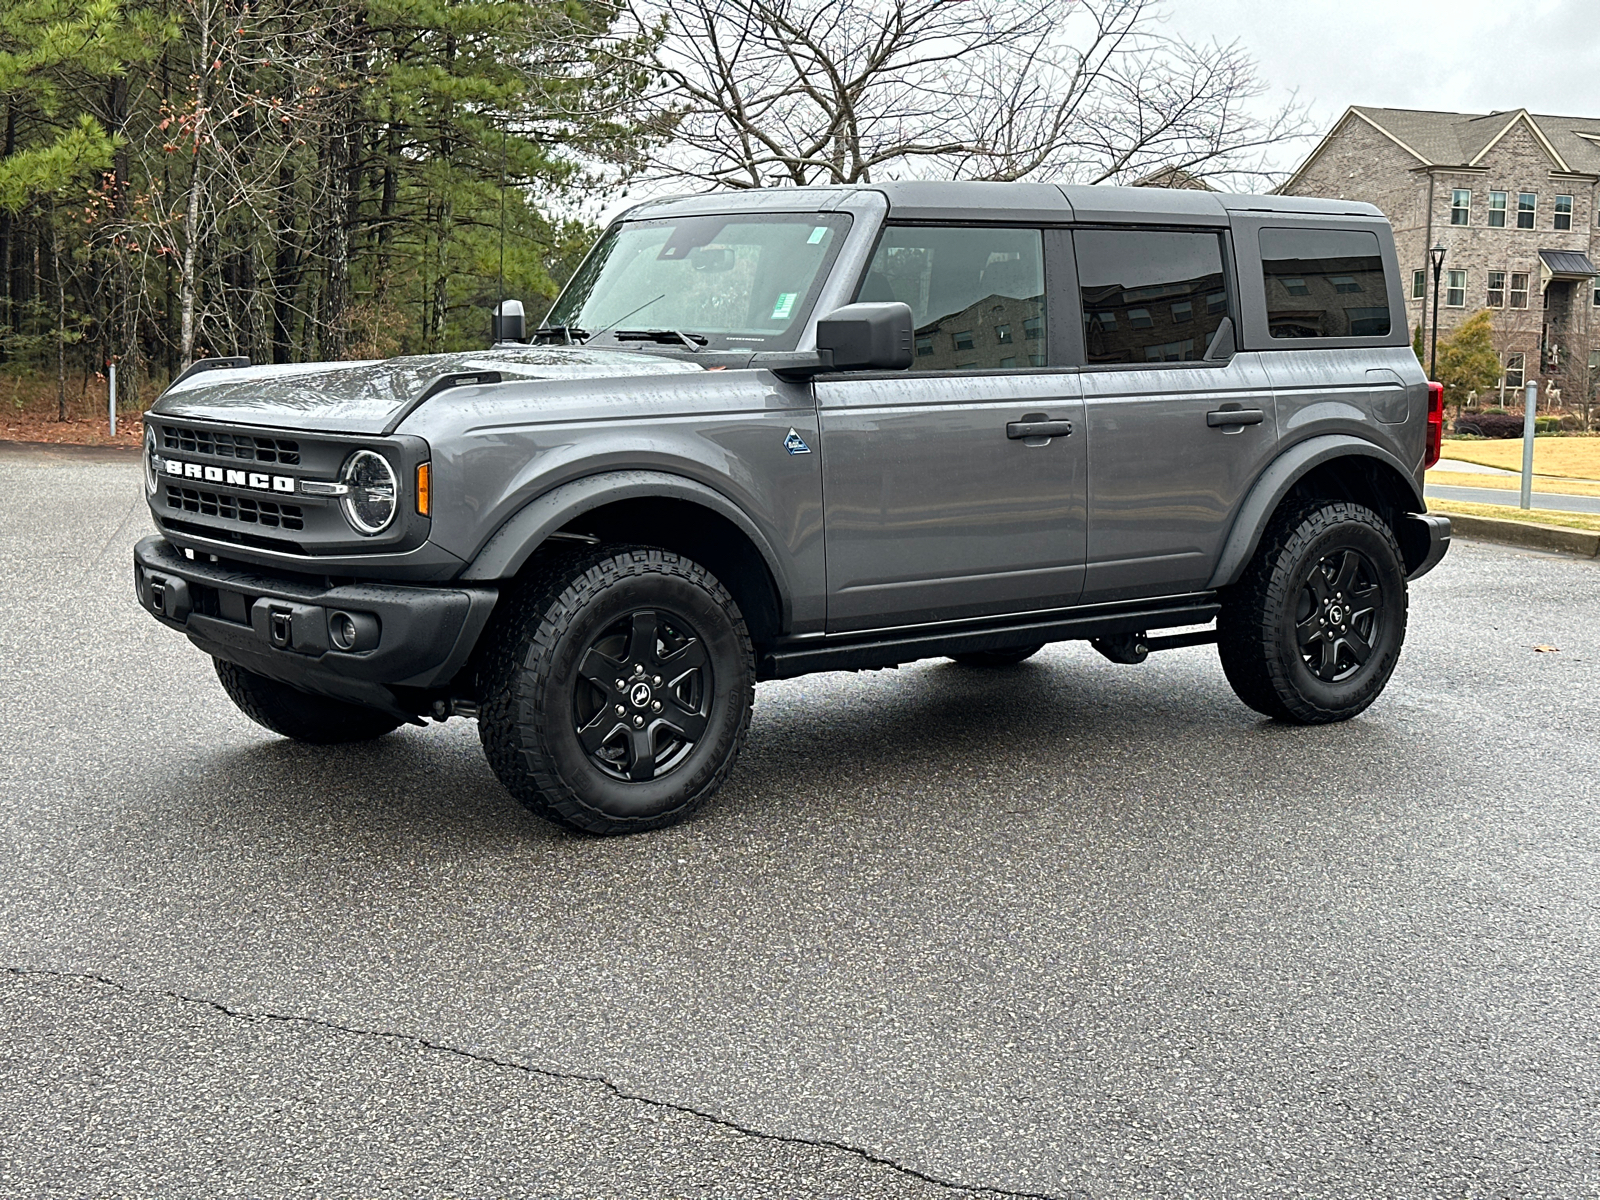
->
[161,424,300,465]
[166,487,304,531]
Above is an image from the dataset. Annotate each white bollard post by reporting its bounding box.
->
[108,361,117,438]
[1520,379,1537,509]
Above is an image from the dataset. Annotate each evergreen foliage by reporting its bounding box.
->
[1435,310,1504,412]
[0,0,648,400]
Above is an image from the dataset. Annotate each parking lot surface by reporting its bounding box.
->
[2,449,1597,1199]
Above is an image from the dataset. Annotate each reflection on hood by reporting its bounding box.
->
[153,347,706,434]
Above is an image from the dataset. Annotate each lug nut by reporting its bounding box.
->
[615,679,626,690]
[653,676,661,685]
[615,705,625,715]
[651,700,662,711]
[633,715,644,727]
[634,664,644,674]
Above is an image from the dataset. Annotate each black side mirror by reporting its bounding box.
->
[816,302,914,371]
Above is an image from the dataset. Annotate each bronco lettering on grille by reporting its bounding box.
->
[164,457,295,493]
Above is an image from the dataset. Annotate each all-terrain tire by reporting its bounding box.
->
[1217,500,1408,724]
[949,643,1046,667]
[214,659,402,743]
[476,545,755,836]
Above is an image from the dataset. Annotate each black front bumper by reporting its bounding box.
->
[134,535,496,717]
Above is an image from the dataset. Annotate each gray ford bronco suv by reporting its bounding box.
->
[134,182,1450,834]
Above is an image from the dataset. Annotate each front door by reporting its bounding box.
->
[818,225,1086,632]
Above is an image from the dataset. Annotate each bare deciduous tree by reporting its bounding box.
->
[594,0,1310,190]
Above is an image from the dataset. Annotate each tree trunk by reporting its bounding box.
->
[179,2,211,367]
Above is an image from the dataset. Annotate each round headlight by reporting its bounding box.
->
[144,426,159,495]
[339,450,398,535]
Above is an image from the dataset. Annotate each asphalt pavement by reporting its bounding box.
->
[3,451,1598,1199]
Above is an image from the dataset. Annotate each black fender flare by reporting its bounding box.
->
[1206,435,1425,590]
[458,469,793,624]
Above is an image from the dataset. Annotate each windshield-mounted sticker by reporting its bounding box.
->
[771,293,797,320]
[807,226,827,244]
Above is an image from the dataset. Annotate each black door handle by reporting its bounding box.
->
[1206,408,1265,428]
[1006,418,1073,439]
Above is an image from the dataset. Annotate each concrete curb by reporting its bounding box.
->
[0,439,141,462]
[1438,511,1600,559]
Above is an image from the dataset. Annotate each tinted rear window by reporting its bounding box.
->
[1260,228,1390,339]
[1073,230,1229,365]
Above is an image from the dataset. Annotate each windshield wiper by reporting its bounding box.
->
[613,329,708,350]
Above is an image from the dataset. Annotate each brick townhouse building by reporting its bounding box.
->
[1279,106,1600,407]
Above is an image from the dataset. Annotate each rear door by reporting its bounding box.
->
[1072,227,1278,603]
[817,225,1086,632]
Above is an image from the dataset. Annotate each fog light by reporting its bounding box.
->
[329,611,358,651]
[327,609,379,652]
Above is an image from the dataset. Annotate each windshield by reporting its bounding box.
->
[548,212,852,352]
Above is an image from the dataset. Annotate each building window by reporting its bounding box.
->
[1486,271,1505,307]
[1143,339,1196,362]
[1517,193,1537,229]
[1554,195,1573,231]
[953,330,974,351]
[1170,299,1193,322]
[1504,352,1524,390]
[1488,191,1507,227]
[915,335,934,357]
[1509,272,1529,308]
[1330,275,1363,293]
[999,356,1016,368]
[1206,291,1227,313]
[1128,308,1153,329]
[1450,188,1471,225]
[1593,281,1600,307]
[1028,353,1045,366]
[995,323,1013,344]
[1446,269,1466,307]
[1023,316,1042,340]
[1412,269,1426,299]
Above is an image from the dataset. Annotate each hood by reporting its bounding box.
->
[151,347,706,435]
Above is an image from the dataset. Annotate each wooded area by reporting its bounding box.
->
[1,0,653,413]
[2,0,1304,419]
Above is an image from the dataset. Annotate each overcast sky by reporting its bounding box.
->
[1169,0,1600,174]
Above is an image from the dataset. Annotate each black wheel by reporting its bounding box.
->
[949,643,1046,667]
[1217,500,1408,723]
[477,545,755,835]
[214,659,402,744]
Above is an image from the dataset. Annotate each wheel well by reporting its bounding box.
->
[1281,455,1429,573]
[530,497,784,646]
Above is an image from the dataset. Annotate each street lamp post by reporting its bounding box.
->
[1428,241,1447,380]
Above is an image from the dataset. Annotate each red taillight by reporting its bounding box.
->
[1424,381,1445,469]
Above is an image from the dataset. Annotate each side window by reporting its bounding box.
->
[1073,229,1229,364]
[1259,228,1391,339]
[855,226,1045,370]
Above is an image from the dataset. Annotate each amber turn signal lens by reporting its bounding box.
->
[416,462,431,516]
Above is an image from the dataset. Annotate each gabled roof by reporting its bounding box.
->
[1283,106,1600,192]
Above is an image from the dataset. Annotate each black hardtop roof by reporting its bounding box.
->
[622,181,1384,225]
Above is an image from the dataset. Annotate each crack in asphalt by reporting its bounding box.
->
[3,965,1067,1200]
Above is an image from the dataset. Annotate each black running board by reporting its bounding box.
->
[759,595,1219,680]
